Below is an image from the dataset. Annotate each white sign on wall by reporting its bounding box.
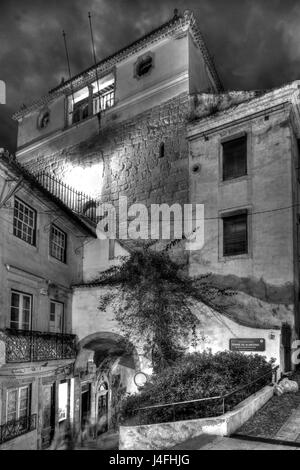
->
[0,81,6,105]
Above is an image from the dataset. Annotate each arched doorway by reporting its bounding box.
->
[75,332,140,436]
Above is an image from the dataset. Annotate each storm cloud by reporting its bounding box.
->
[1,0,300,112]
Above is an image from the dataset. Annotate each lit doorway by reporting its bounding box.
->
[97,382,108,435]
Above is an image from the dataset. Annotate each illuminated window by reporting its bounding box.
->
[58,381,68,422]
[50,224,67,263]
[13,197,36,246]
[68,73,115,125]
[92,74,115,114]
[10,291,32,330]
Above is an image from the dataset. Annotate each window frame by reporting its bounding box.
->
[10,290,32,331]
[49,300,64,333]
[108,239,115,261]
[222,210,248,257]
[134,52,154,80]
[49,224,67,264]
[221,134,248,182]
[6,385,31,424]
[13,197,37,246]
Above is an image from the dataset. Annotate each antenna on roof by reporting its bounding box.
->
[88,11,101,131]
[62,30,75,109]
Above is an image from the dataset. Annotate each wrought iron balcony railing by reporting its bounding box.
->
[35,172,98,223]
[0,414,37,444]
[3,329,77,363]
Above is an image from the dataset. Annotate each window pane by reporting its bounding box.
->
[11,293,19,308]
[50,225,66,262]
[19,387,29,417]
[223,136,247,180]
[13,198,36,246]
[7,390,18,422]
[223,213,248,256]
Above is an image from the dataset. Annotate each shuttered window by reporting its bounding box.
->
[223,212,248,256]
[222,136,247,181]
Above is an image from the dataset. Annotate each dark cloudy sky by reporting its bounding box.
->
[1,0,300,112]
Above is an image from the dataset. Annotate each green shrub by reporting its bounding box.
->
[120,351,274,425]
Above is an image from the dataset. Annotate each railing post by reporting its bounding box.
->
[222,397,225,415]
[172,404,175,422]
[30,330,33,362]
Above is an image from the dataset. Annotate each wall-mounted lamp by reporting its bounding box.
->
[134,371,148,388]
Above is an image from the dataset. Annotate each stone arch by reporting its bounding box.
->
[74,331,141,435]
[76,331,140,371]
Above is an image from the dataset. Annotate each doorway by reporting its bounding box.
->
[41,383,55,449]
[97,382,108,435]
[81,383,91,431]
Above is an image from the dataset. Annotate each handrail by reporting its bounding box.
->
[135,365,279,412]
[0,414,37,444]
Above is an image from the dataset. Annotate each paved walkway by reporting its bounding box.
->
[171,434,299,450]
[275,404,300,442]
[200,436,299,450]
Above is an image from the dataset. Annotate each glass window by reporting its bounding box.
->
[50,224,67,263]
[222,136,247,181]
[49,301,64,333]
[223,212,248,256]
[10,291,32,330]
[7,386,30,423]
[13,198,36,246]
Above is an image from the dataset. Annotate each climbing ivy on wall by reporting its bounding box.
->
[96,247,234,372]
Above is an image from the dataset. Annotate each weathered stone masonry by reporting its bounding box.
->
[24,93,191,210]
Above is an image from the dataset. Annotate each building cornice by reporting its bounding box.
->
[16,70,189,157]
[13,10,222,120]
[187,82,300,140]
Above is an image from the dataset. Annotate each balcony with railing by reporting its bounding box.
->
[0,414,37,444]
[1,328,77,363]
[34,172,98,223]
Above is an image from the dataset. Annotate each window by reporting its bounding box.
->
[13,198,36,246]
[50,224,67,263]
[135,55,153,77]
[72,98,89,124]
[223,212,248,256]
[92,79,115,114]
[68,73,115,125]
[108,239,115,260]
[297,140,300,183]
[49,301,64,333]
[7,385,31,424]
[159,142,165,159]
[222,135,247,181]
[10,291,32,330]
[58,381,68,422]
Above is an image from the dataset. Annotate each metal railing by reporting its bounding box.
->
[132,366,279,425]
[35,172,98,222]
[4,328,77,363]
[0,414,37,444]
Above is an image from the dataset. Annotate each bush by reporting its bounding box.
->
[120,351,274,425]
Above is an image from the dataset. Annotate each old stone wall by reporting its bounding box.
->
[23,93,191,211]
